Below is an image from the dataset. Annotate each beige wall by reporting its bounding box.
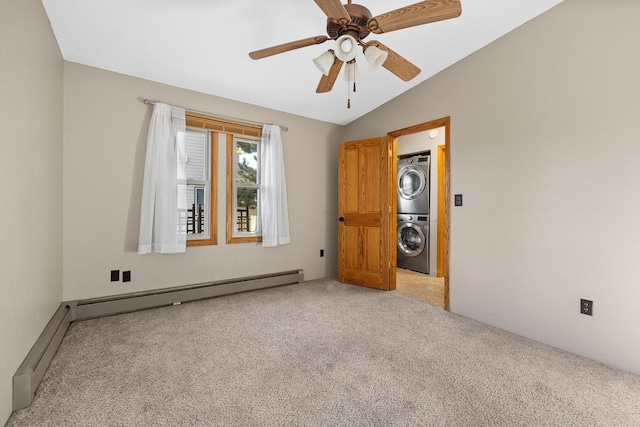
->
[0,0,63,423]
[345,0,640,375]
[62,63,342,301]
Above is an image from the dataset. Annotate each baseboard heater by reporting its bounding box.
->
[13,269,304,410]
[13,303,72,411]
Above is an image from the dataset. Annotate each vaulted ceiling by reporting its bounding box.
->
[41,0,564,125]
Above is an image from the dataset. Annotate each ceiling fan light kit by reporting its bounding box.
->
[334,34,359,62]
[249,0,462,104]
[364,45,388,70]
[343,61,360,82]
[313,50,337,76]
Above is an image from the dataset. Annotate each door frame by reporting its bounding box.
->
[389,117,451,310]
[437,144,446,278]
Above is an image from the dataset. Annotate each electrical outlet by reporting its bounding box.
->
[454,194,463,206]
[580,299,593,316]
[122,271,131,282]
[320,249,324,257]
[110,270,120,282]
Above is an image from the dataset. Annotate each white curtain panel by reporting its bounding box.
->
[138,103,187,254]
[260,125,291,247]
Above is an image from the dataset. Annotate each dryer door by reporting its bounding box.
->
[397,223,426,257]
[397,164,427,214]
[397,165,427,200]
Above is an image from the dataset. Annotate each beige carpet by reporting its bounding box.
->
[395,268,444,307]
[8,279,640,426]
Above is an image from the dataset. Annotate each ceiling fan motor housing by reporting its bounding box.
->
[327,3,372,41]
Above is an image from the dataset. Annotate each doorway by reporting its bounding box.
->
[389,118,450,310]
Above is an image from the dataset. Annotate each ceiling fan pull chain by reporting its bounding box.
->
[347,66,351,108]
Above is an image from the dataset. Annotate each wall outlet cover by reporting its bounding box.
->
[122,271,131,282]
[454,194,463,206]
[580,299,593,316]
[110,270,120,282]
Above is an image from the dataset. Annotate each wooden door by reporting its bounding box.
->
[338,137,394,290]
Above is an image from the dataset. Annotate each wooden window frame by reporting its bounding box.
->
[184,112,262,245]
[184,113,220,247]
[226,134,263,244]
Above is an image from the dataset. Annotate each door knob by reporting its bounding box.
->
[339,217,345,222]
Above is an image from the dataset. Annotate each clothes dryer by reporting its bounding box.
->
[397,213,429,274]
[397,154,430,214]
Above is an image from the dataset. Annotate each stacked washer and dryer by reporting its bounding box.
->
[397,153,430,274]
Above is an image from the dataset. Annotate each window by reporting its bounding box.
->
[176,113,220,247]
[180,111,262,245]
[177,129,213,245]
[227,134,262,243]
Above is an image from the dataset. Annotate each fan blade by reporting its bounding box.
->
[313,0,352,25]
[367,41,420,82]
[316,56,344,93]
[368,0,462,34]
[249,36,329,60]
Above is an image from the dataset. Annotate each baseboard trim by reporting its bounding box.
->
[12,269,304,411]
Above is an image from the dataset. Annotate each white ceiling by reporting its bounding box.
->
[41,0,564,126]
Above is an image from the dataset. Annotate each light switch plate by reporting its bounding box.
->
[454,194,463,206]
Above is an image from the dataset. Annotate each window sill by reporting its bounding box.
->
[226,235,262,244]
[187,237,217,247]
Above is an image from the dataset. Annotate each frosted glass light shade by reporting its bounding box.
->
[335,35,358,62]
[313,50,335,76]
[343,61,360,82]
[364,45,388,69]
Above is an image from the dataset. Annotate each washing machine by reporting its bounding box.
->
[397,154,430,214]
[397,214,430,274]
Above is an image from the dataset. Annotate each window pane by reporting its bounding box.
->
[178,128,213,241]
[236,188,258,232]
[185,130,207,180]
[187,184,208,235]
[235,140,258,184]
[179,182,209,236]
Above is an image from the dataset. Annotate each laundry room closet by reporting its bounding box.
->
[395,127,445,307]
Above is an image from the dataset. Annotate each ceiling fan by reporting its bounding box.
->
[249,0,462,95]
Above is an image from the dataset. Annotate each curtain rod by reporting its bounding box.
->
[141,98,288,132]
